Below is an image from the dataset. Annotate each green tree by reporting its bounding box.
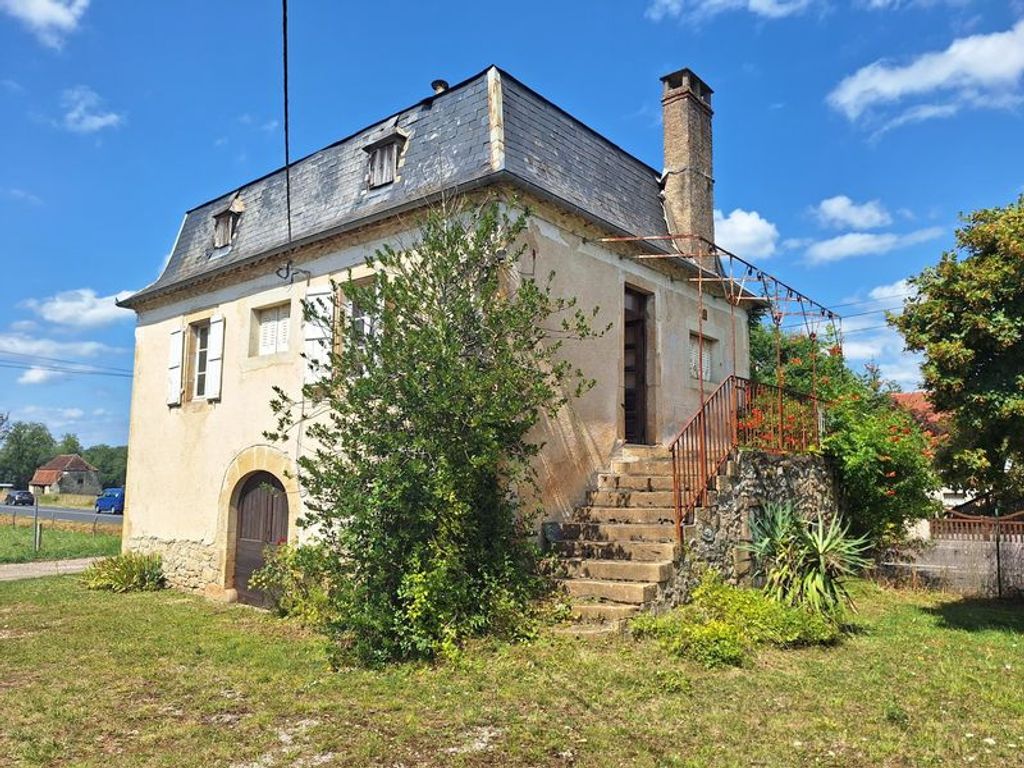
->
[0,422,57,489]
[267,199,602,663]
[56,432,84,456]
[749,326,939,544]
[0,412,9,443]
[892,195,1024,504]
[83,445,128,487]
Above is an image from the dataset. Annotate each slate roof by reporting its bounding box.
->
[122,66,671,308]
[30,454,99,487]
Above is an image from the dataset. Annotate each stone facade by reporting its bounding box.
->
[654,450,839,609]
[126,536,220,593]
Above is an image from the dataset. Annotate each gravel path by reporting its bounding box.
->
[0,557,100,582]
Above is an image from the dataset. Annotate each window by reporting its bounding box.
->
[690,333,714,382]
[213,210,240,248]
[255,303,291,356]
[367,141,399,188]
[193,322,211,398]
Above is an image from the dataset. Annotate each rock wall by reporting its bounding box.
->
[125,536,220,592]
[654,450,839,609]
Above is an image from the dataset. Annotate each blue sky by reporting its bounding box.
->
[1,0,1022,446]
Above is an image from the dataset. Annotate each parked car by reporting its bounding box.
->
[5,490,34,506]
[95,487,125,515]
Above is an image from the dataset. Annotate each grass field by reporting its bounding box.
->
[0,520,120,563]
[0,578,1021,767]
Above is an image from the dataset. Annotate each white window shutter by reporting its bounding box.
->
[167,328,184,406]
[304,288,334,385]
[277,306,290,352]
[206,315,225,401]
[258,308,278,356]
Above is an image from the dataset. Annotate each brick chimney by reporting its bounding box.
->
[660,68,717,273]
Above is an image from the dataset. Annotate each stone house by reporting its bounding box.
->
[29,454,102,496]
[119,66,836,615]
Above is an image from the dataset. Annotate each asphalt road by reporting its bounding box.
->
[2,505,123,527]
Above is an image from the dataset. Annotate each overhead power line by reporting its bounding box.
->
[0,361,132,379]
[0,350,132,375]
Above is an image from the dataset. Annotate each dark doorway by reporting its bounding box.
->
[624,287,649,444]
[233,471,288,606]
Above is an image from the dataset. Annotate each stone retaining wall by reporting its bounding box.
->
[125,536,220,592]
[655,450,839,609]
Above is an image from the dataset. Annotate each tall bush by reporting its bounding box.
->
[267,199,602,663]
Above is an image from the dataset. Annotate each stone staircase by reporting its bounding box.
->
[550,444,737,635]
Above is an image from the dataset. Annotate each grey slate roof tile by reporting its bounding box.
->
[124,67,670,307]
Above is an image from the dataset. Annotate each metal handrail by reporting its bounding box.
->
[668,375,821,544]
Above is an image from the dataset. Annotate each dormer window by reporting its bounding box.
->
[212,193,245,250]
[363,125,408,190]
[367,142,399,188]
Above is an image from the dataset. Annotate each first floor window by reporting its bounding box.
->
[193,322,210,398]
[256,303,291,356]
[690,333,714,382]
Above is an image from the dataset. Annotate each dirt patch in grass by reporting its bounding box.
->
[0,578,1021,767]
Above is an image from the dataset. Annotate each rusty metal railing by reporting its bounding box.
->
[669,375,821,544]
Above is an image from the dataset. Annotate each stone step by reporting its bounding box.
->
[570,602,641,622]
[551,621,625,638]
[573,506,677,525]
[556,521,679,543]
[588,489,677,508]
[562,558,673,583]
[551,538,679,562]
[611,459,674,476]
[561,578,660,604]
[596,473,675,492]
[619,444,672,460]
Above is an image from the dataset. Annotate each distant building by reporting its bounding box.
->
[29,454,102,497]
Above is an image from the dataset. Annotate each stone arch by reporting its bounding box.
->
[215,444,300,601]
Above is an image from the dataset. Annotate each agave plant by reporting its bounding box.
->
[745,503,870,618]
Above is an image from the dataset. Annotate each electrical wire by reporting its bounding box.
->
[0,361,132,378]
[0,350,132,375]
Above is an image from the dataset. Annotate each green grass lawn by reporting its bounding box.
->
[0,578,1021,767]
[0,522,121,563]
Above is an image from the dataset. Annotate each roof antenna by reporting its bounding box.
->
[282,0,293,244]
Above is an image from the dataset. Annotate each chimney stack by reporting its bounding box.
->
[660,68,717,273]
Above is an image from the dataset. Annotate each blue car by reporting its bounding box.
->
[95,487,125,515]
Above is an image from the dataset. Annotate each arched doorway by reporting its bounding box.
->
[233,471,288,606]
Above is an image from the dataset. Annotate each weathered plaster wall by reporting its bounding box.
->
[123,196,750,596]
[654,450,839,608]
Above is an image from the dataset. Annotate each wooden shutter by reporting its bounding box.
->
[167,328,184,406]
[277,305,290,352]
[258,307,278,356]
[206,315,225,401]
[304,287,334,385]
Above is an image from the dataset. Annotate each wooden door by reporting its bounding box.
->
[234,472,288,606]
[624,288,649,444]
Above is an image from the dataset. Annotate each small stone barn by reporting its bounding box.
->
[29,454,102,496]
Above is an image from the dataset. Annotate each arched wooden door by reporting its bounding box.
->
[233,472,288,606]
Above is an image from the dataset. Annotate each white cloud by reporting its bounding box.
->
[804,226,944,265]
[60,86,123,133]
[24,288,134,327]
[868,278,915,301]
[0,0,89,49]
[18,367,61,384]
[645,0,812,21]
[3,187,42,205]
[714,208,780,258]
[814,195,892,229]
[827,20,1024,133]
[0,331,112,359]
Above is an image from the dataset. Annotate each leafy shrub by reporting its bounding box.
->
[249,543,339,630]
[746,503,869,618]
[82,552,164,593]
[631,572,837,667]
[265,200,602,664]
